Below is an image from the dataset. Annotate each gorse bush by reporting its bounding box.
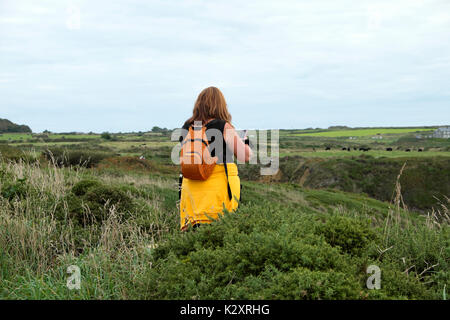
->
[0,161,37,202]
[43,147,114,168]
[139,205,365,299]
[136,201,448,300]
[71,179,102,196]
[1,177,28,201]
[101,132,112,140]
[59,179,133,225]
[317,215,377,255]
[0,145,24,162]
[0,145,37,163]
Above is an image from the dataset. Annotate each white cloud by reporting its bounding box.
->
[66,4,81,30]
[0,0,449,132]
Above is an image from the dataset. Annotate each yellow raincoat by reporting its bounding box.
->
[180,163,240,230]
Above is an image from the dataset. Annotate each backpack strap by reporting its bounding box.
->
[178,173,183,200]
[223,163,233,201]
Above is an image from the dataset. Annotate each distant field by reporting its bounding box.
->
[10,142,84,147]
[0,133,99,141]
[291,128,435,137]
[0,133,33,140]
[49,134,98,139]
[99,141,176,150]
[280,150,450,158]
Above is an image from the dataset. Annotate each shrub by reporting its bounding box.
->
[0,145,34,162]
[71,179,102,196]
[135,203,369,299]
[43,148,114,168]
[0,177,28,200]
[84,184,133,214]
[316,215,376,255]
[228,266,361,299]
[101,132,112,140]
[58,179,134,225]
[131,196,448,300]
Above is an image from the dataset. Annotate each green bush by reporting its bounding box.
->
[71,179,102,196]
[43,148,114,168]
[58,179,134,225]
[0,177,28,200]
[0,145,34,162]
[316,215,376,255]
[101,132,112,140]
[133,201,445,300]
[229,266,361,299]
[84,184,133,214]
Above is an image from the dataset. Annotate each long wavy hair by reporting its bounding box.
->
[187,87,232,125]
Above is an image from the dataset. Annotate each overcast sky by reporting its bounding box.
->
[1,0,449,132]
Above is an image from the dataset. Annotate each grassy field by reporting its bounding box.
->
[0,133,33,140]
[0,126,448,300]
[0,159,448,299]
[10,142,84,147]
[0,133,100,141]
[99,140,176,151]
[290,128,435,137]
[280,150,450,158]
[47,134,98,140]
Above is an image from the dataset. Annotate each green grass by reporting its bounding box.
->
[11,142,85,147]
[291,128,435,137]
[240,154,450,211]
[99,141,176,151]
[0,127,449,300]
[0,133,99,141]
[280,150,450,158]
[0,133,33,140]
[48,134,99,140]
[0,158,448,300]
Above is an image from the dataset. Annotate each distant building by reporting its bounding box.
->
[432,127,450,139]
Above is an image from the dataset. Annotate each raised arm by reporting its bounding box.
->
[223,122,253,163]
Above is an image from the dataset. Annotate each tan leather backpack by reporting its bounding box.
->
[180,121,218,180]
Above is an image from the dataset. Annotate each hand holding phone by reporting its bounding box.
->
[239,130,251,146]
[239,129,248,140]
